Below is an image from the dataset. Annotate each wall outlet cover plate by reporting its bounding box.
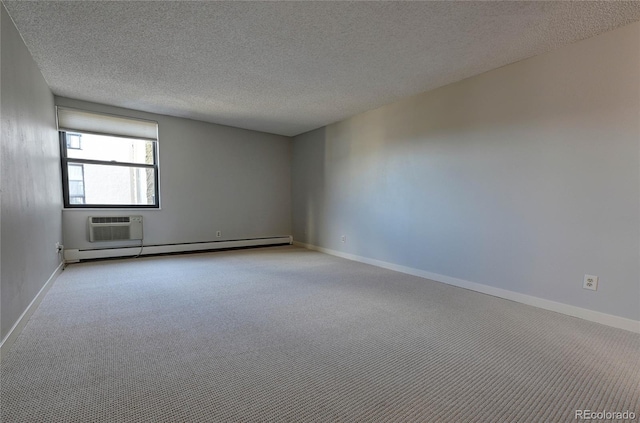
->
[583,274,599,291]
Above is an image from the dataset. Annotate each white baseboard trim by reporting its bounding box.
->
[65,236,293,263]
[293,241,640,334]
[0,262,65,361]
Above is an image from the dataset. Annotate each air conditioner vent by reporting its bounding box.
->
[88,216,143,242]
[91,226,131,242]
[91,216,131,224]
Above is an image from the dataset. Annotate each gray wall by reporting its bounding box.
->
[56,98,292,250]
[292,22,640,321]
[1,5,63,339]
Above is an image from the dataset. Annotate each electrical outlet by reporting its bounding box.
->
[341,235,346,243]
[583,274,598,291]
[216,231,222,238]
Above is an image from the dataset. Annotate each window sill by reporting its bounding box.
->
[62,207,162,211]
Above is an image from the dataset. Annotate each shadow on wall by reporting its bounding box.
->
[292,126,326,247]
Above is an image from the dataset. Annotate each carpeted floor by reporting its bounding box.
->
[1,245,638,422]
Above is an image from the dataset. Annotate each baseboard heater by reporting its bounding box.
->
[64,236,292,263]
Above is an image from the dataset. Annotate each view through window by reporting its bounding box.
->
[61,132,159,208]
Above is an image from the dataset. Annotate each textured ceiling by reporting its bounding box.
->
[4,1,640,136]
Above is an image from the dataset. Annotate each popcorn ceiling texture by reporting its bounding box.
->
[4,1,640,136]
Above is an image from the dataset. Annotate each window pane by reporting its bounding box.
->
[68,180,85,197]
[66,134,82,149]
[68,164,84,180]
[72,163,156,206]
[66,133,155,165]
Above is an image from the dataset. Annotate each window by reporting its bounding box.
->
[66,133,82,150]
[67,163,85,204]
[57,107,159,208]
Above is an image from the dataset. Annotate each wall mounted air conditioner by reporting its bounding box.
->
[88,216,143,242]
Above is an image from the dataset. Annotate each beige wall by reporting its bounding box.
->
[1,5,63,339]
[292,22,640,321]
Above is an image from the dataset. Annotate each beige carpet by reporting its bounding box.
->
[2,246,638,422]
